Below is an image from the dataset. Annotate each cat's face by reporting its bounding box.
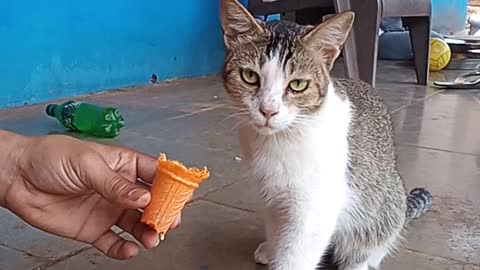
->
[221,0,354,135]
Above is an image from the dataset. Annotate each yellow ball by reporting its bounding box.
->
[429,38,451,72]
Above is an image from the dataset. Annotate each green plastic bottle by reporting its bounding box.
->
[46,100,125,138]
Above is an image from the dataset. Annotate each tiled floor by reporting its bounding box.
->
[0,60,479,270]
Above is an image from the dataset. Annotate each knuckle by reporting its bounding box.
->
[104,175,129,199]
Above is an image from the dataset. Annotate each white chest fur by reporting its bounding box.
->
[237,84,353,269]
[238,84,352,208]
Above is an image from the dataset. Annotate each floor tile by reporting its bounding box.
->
[0,209,86,261]
[397,145,480,204]
[46,200,266,270]
[205,145,480,265]
[393,90,480,155]
[127,107,240,152]
[0,244,50,270]
[1,60,479,270]
[114,131,245,199]
[205,177,261,213]
[404,194,480,265]
[382,249,479,270]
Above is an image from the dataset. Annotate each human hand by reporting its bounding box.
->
[2,134,182,259]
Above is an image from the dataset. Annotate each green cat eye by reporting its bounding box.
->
[288,79,309,93]
[240,69,259,85]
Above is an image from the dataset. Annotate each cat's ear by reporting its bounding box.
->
[220,0,265,49]
[301,11,354,70]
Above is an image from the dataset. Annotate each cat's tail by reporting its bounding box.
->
[406,187,432,222]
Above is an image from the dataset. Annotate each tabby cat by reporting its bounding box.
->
[220,0,432,269]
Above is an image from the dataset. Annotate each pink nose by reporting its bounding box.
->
[259,106,279,119]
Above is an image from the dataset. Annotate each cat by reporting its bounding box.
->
[219,0,432,270]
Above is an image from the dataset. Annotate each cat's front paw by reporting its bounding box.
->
[254,242,270,265]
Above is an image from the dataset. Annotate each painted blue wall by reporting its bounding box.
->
[0,1,226,108]
[431,0,468,35]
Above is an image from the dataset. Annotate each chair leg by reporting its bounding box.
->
[403,16,431,85]
[334,1,359,81]
[335,0,382,87]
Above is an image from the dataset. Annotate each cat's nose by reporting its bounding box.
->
[259,105,279,119]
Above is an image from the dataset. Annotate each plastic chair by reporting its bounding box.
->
[336,0,431,86]
[247,0,432,87]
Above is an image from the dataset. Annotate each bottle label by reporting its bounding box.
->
[61,101,80,131]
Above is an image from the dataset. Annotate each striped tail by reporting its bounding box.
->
[406,187,432,222]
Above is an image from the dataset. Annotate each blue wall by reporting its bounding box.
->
[431,0,468,35]
[0,1,226,108]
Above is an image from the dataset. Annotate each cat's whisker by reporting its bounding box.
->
[292,117,319,129]
[281,126,291,139]
[221,111,250,124]
[293,121,314,129]
[285,125,299,137]
[294,115,318,123]
[230,117,254,132]
[272,132,278,146]
[286,126,302,142]
[230,120,244,132]
[224,104,248,111]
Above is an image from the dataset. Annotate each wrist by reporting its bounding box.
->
[0,130,29,209]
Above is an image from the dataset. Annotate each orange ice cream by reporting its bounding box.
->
[141,153,209,240]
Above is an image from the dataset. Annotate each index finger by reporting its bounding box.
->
[84,141,157,183]
[136,152,157,183]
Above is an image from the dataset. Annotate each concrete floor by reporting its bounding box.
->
[0,60,479,270]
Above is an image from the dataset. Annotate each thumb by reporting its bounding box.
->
[87,162,151,209]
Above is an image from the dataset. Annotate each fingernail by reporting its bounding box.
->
[154,237,160,247]
[128,189,149,203]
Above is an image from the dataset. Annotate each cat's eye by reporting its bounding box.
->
[288,79,309,93]
[241,69,259,85]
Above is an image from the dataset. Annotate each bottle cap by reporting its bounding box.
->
[45,104,56,117]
